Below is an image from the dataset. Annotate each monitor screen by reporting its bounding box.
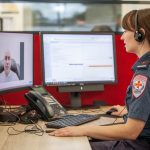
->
[0,32,33,93]
[42,32,117,86]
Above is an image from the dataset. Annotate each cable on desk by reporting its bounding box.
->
[0,95,4,105]
[24,122,44,136]
[0,108,21,123]
[7,122,44,136]
[0,122,16,126]
[0,95,8,107]
[0,95,20,119]
[7,126,25,135]
[0,106,20,124]
[0,95,25,112]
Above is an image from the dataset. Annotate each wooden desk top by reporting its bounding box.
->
[0,122,91,150]
[0,106,123,150]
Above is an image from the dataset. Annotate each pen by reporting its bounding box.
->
[25,129,38,132]
[45,129,56,133]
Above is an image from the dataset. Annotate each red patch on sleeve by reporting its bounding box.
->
[132,75,148,98]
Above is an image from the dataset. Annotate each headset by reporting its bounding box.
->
[134,10,145,42]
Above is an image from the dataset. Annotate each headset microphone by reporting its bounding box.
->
[134,10,145,42]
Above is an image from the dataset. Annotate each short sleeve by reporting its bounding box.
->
[128,74,150,122]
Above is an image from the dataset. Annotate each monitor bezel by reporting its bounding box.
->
[41,31,117,87]
[0,31,34,94]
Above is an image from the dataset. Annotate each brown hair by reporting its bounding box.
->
[122,8,150,44]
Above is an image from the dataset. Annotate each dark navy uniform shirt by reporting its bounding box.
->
[125,51,150,139]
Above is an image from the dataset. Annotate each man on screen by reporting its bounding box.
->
[0,51,19,82]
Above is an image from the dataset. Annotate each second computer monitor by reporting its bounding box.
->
[42,32,117,87]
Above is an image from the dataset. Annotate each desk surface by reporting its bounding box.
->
[0,106,123,150]
[0,122,91,150]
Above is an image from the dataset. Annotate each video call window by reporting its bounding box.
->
[0,32,33,93]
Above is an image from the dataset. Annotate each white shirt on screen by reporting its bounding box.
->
[0,70,19,82]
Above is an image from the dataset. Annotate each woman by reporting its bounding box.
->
[49,8,150,150]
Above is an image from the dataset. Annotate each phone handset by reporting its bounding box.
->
[25,91,54,121]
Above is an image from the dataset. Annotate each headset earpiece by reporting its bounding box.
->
[134,10,145,42]
[134,30,145,42]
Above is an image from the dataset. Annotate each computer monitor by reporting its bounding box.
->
[41,32,117,107]
[0,32,33,93]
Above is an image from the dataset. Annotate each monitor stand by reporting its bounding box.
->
[58,84,104,108]
[70,92,81,108]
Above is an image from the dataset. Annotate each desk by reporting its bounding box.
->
[0,106,123,150]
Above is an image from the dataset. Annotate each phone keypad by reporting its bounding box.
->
[50,104,66,116]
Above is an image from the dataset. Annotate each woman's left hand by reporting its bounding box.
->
[49,126,86,137]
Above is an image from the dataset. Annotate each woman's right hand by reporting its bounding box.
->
[110,105,127,116]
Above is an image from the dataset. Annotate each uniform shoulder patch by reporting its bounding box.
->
[132,74,148,98]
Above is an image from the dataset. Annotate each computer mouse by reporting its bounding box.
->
[106,107,118,115]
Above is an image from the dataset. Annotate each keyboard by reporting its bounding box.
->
[45,114,100,128]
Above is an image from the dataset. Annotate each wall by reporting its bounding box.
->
[1,33,137,106]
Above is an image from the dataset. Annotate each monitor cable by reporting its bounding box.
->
[0,95,21,124]
[112,106,126,124]
[100,106,126,127]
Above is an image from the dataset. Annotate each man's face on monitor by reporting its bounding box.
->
[4,51,11,75]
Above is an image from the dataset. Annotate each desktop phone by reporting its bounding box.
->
[24,86,67,121]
